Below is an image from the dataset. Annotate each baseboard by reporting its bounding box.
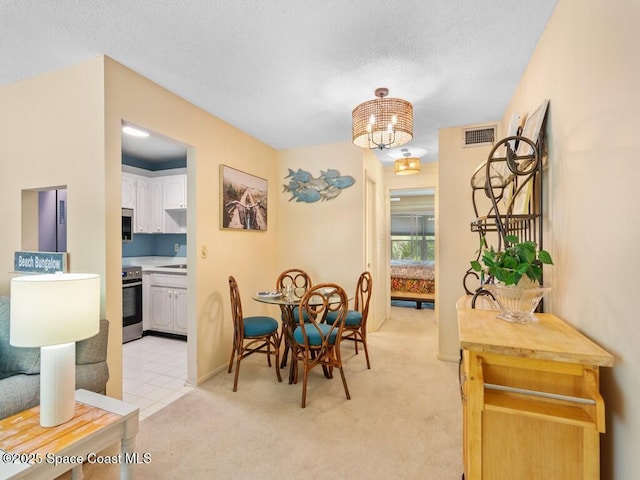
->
[197,363,228,386]
[143,330,187,342]
[437,352,459,363]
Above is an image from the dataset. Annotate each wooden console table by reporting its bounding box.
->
[0,389,139,479]
[457,298,614,479]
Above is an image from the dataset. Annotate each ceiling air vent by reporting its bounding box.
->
[462,125,496,147]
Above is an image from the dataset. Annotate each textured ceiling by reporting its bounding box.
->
[1,0,557,164]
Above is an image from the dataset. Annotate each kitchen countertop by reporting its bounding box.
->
[122,256,187,273]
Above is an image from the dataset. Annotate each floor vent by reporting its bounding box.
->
[463,125,496,147]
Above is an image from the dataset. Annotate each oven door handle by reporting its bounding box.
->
[123,281,142,288]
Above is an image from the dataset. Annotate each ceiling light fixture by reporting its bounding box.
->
[352,87,413,150]
[122,125,150,138]
[394,149,421,175]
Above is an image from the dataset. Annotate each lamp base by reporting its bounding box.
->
[40,342,76,427]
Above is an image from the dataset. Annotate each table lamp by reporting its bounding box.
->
[10,273,101,427]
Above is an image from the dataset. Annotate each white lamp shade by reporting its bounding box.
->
[10,273,101,347]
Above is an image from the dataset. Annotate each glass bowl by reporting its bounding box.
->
[483,284,551,324]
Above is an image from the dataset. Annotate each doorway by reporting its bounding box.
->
[390,188,435,261]
[389,188,436,307]
[121,122,194,417]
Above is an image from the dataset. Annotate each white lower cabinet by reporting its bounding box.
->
[149,273,187,336]
[142,272,152,331]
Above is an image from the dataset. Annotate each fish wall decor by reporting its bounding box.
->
[283,168,355,203]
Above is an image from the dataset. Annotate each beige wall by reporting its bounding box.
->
[501,1,640,477]
[437,126,495,361]
[104,57,281,391]
[0,57,110,362]
[0,58,381,401]
[0,58,107,287]
[0,56,281,398]
[275,143,388,331]
[276,142,363,287]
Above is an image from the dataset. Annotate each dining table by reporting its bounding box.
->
[252,288,351,385]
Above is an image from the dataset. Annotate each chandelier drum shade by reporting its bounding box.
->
[352,87,413,150]
[395,157,421,175]
[394,148,421,175]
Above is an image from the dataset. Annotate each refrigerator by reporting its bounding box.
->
[38,189,67,252]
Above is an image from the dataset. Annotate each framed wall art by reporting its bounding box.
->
[220,165,268,231]
[517,99,549,156]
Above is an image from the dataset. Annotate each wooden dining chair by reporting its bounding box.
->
[292,283,351,408]
[276,268,313,299]
[275,268,313,368]
[325,271,372,369]
[227,276,282,392]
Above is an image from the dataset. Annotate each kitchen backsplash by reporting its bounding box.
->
[123,233,186,257]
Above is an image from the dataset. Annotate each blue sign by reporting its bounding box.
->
[14,251,68,273]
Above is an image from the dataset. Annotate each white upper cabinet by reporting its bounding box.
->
[122,170,187,233]
[134,176,150,233]
[148,178,164,233]
[121,173,137,209]
[163,175,187,210]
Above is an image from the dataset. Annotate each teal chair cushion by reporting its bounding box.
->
[243,316,279,337]
[293,324,337,346]
[325,310,362,327]
[282,306,310,324]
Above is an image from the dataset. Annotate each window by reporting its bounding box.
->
[390,214,434,261]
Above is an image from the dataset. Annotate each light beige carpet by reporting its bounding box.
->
[61,306,462,479]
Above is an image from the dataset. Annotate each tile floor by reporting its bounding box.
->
[122,335,193,421]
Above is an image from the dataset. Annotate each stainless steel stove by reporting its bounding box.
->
[122,266,143,343]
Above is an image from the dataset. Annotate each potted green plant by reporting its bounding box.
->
[470,234,553,286]
[470,235,554,323]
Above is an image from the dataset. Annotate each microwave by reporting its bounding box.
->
[122,208,133,242]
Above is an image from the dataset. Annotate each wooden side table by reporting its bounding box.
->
[457,299,614,480]
[0,389,139,479]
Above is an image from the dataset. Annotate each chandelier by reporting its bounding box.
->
[394,149,421,175]
[352,87,413,150]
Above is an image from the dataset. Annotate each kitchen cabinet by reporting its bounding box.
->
[142,271,152,331]
[134,176,150,233]
[457,298,614,480]
[149,273,187,336]
[136,177,164,233]
[149,178,164,233]
[122,173,137,209]
[163,174,187,210]
[121,171,185,234]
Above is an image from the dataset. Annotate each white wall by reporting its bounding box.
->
[501,1,640,477]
